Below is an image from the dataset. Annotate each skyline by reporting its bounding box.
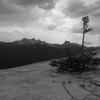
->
[0,0,100,46]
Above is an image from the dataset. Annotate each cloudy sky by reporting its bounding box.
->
[0,0,100,46]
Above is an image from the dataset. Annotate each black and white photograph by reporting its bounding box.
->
[0,0,100,100]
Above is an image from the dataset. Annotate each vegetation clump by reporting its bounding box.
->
[49,52,100,73]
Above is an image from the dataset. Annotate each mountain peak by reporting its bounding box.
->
[21,38,36,41]
[21,38,30,42]
[13,38,48,45]
[63,41,71,45]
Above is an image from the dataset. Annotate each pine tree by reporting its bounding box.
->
[81,16,93,54]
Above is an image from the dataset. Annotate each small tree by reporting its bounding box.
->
[81,16,93,54]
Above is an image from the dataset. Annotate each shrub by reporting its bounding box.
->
[49,52,100,73]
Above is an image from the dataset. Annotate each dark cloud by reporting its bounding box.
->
[63,0,100,18]
[0,0,57,26]
[65,0,85,15]
[63,0,85,18]
[0,0,23,15]
[0,14,38,26]
[10,0,56,10]
[0,0,56,15]
[0,0,45,26]
[10,0,41,6]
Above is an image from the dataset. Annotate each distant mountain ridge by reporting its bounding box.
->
[12,38,99,50]
[0,38,99,70]
[0,38,99,52]
[6,38,81,47]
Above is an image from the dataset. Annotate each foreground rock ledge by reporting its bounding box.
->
[0,61,100,100]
